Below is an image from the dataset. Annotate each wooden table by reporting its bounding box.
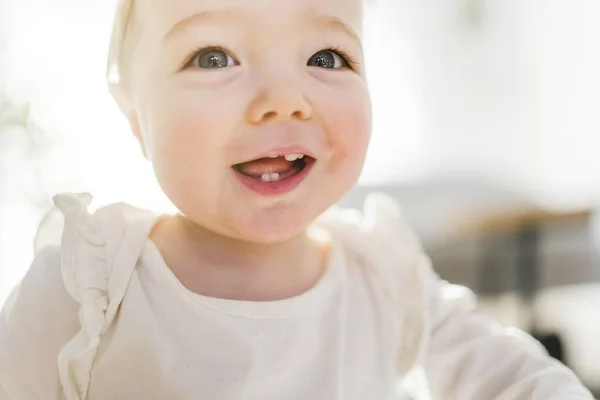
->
[447,207,594,362]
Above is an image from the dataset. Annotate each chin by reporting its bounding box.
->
[229,205,316,245]
[238,217,310,244]
[242,229,304,245]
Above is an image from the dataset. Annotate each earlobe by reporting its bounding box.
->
[128,115,148,159]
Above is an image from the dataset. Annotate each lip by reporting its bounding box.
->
[233,157,316,197]
[235,145,316,164]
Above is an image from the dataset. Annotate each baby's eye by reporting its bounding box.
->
[307,49,349,69]
[187,48,239,69]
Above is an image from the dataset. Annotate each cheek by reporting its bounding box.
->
[142,89,234,173]
[320,83,372,174]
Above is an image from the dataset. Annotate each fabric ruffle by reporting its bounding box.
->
[35,193,156,400]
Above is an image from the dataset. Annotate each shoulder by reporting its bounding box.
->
[319,193,441,370]
[1,192,158,398]
[2,245,78,329]
[319,192,425,279]
[325,193,471,307]
[0,245,80,398]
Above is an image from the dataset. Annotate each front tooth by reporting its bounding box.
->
[270,173,280,181]
[261,174,271,182]
[298,154,304,159]
[284,154,301,161]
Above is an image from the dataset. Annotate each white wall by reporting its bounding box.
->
[378,0,600,209]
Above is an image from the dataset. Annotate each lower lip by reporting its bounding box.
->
[233,160,315,197]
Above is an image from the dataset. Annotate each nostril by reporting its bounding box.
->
[251,107,310,124]
[263,111,277,120]
[291,110,305,119]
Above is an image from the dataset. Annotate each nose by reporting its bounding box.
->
[245,80,313,124]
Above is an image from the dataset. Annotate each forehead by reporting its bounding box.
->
[138,0,364,41]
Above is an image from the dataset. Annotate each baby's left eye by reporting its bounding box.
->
[307,50,348,69]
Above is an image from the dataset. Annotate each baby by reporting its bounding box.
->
[0,0,593,399]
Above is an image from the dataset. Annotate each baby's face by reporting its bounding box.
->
[127,0,371,243]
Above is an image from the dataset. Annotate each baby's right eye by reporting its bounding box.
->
[186,47,239,69]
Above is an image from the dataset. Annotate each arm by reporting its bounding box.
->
[0,247,80,400]
[420,256,594,400]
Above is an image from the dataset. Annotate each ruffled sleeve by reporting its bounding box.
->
[0,245,80,400]
[1,193,156,400]
[54,193,157,400]
[51,194,110,400]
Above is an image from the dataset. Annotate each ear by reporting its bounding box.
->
[128,114,148,159]
[109,83,148,159]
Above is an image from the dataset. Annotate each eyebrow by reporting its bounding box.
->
[312,14,362,45]
[164,10,237,42]
[164,10,361,45]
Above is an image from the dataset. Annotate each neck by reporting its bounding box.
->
[151,215,328,301]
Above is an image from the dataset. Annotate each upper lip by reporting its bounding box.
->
[227,122,328,166]
[247,146,315,162]
[230,145,318,166]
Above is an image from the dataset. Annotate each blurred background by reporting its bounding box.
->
[1,0,599,396]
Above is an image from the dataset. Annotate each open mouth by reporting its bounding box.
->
[231,153,316,196]
[232,153,315,182]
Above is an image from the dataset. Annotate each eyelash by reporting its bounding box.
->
[182,45,360,71]
[322,46,360,71]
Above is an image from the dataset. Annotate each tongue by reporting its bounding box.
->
[237,157,295,178]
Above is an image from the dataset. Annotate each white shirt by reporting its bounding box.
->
[0,193,593,400]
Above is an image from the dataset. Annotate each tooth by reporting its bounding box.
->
[298,154,304,159]
[270,173,279,181]
[284,154,301,161]
[261,174,271,182]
